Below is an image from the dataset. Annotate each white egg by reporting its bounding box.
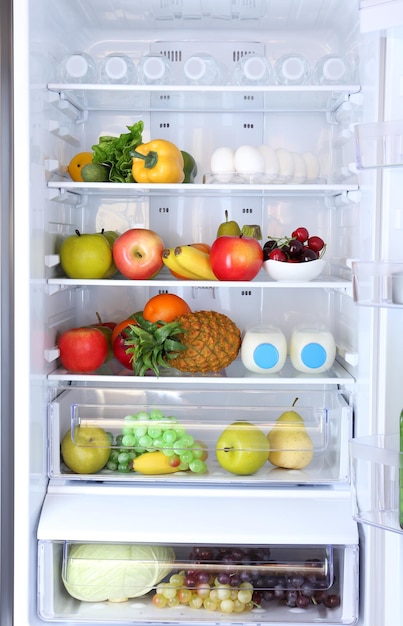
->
[276,148,294,181]
[291,152,306,183]
[234,145,265,174]
[258,145,279,181]
[210,147,235,182]
[303,151,320,182]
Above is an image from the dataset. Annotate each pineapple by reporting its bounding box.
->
[124,310,241,376]
[170,310,241,373]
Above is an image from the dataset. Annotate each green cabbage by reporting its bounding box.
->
[63,543,175,602]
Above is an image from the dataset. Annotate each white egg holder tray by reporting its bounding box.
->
[203,172,325,184]
[48,387,352,485]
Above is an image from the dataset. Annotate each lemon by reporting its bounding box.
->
[81,162,110,182]
[67,151,93,182]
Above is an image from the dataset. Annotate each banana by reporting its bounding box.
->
[162,247,201,280]
[131,451,180,475]
[174,245,218,281]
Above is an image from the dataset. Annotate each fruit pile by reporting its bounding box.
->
[152,546,341,613]
[57,294,241,376]
[106,410,208,475]
[263,226,326,263]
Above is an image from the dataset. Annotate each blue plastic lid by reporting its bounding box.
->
[301,342,327,369]
[253,343,279,369]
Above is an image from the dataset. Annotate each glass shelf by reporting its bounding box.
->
[48,83,361,114]
[47,356,354,386]
[48,180,359,198]
[46,271,352,292]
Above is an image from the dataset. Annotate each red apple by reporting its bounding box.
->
[58,327,108,372]
[210,235,263,281]
[113,332,134,370]
[112,228,165,280]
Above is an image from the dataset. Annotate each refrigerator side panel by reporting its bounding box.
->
[0,0,14,624]
[13,1,49,625]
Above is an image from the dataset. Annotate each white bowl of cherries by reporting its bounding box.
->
[263,226,327,282]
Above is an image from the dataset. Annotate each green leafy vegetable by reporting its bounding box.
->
[63,543,175,602]
[91,121,144,183]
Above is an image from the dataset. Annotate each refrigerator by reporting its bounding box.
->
[5,0,403,624]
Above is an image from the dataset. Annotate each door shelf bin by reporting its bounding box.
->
[352,261,403,308]
[350,434,403,534]
[354,120,403,170]
[49,387,352,486]
[38,540,359,624]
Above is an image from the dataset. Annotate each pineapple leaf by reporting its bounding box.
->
[122,313,187,376]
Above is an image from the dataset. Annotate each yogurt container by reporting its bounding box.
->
[289,328,336,374]
[241,326,287,374]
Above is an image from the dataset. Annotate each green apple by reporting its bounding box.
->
[61,426,111,474]
[101,229,119,278]
[216,421,270,475]
[60,229,112,279]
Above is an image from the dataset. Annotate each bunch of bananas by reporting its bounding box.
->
[162,244,217,281]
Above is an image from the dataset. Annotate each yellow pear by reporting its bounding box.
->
[267,398,314,469]
[267,429,314,470]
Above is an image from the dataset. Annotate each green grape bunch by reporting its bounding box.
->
[105,409,208,475]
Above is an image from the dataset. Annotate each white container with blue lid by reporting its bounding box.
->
[290,328,336,374]
[241,326,287,374]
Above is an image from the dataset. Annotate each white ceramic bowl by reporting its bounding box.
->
[263,258,326,282]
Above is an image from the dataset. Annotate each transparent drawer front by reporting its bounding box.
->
[38,540,359,624]
[354,120,403,169]
[49,388,352,485]
[350,434,403,534]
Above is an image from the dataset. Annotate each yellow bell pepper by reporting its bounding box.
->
[131,139,185,183]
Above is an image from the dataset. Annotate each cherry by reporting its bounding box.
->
[263,239,277,252]
[301,247,318,262]
[269,248,288,262]
[288,239,303,258]
[291,226,309,243]
[308,235,325,253]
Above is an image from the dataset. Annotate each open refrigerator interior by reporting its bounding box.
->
[10,1,403,625]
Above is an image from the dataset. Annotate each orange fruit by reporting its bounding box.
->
[68,152,94,182]
[190,243,211,254]
[111,317,137,345]
[143,293,191,323]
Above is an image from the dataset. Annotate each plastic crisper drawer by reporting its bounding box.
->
[38,540,358,624]
[37,489,359,624]
[48,387,352,485]
[350,434,403,535]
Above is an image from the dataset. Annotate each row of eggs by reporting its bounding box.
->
[209,145,321,184]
